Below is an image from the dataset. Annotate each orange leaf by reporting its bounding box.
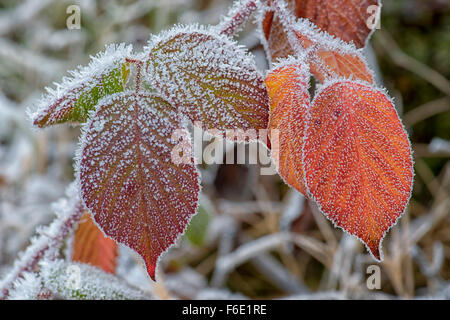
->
[303,81,414,260]
[78,92,200,280]
[72,213,118,274]
[266,64,310,196]
[261,2,295,63]
[294,31,374,83]
[310,46,374,83]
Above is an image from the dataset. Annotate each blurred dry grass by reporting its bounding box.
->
[0,0,449,299]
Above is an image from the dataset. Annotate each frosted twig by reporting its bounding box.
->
[409,199,450,246]
[280,189,304,232]
[309,200,338,247]
[196,288,248,300]
[210,216,238,287]
[213,232,331,286]
[411,242,444,279]
[0,38,64,81]
[403,97,450,128]
[0,183,84,299]
[396,165,449,259]
[281,291,345,300]
[250,253,307,294]
[413,143,450,158]
[326,235,359,293]
[374,30,450,95]
[429,138,450,154]
[164,268,207,299]
[0,0,52,35]
[125,58,144,93]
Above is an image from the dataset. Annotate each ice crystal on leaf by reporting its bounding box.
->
[302,80,414,260]
[8,272,42,300]
[77,92,200,280]
[13,0,414,290]
[145,25,269,140]
[30,44,132,128]
[292,0,380,48]
[261,0,413,260]
[266,60,310,195]
[291,20,374,83]
[259,0,374,83]
[260,0,380,55]
[39,260,149,300]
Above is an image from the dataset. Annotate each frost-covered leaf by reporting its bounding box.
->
[310,47,373,83]
[72,213,118,274]
[293,28,374,83]
[260,4,373,83]
[145,25,269,139]
[261,0,379,53]
[31,44,132,128]
[40,260,150,300]
[261,0,297,62]
[78,92,200,280]
[265,62,310,195]
[303,80,414,260]
[295,0,380,48]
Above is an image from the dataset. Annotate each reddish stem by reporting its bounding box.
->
[218,0,259,36]
[126,58,144,93]
[0,197,84,299]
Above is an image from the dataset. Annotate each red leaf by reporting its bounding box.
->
[303,81,414,259]
[266,63,310,196]
[72,213,118,274]
[78,92,200,280]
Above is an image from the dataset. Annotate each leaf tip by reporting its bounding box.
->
[146,263,157,282]
[366,239,383,262]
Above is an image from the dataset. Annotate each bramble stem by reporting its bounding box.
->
[217,0,259,36]
[126,58,144,93]
[0,183,84,299]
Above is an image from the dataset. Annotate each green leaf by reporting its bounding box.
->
[31,44,132,128]
[184,205,211,247]
[62,65,129,124]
